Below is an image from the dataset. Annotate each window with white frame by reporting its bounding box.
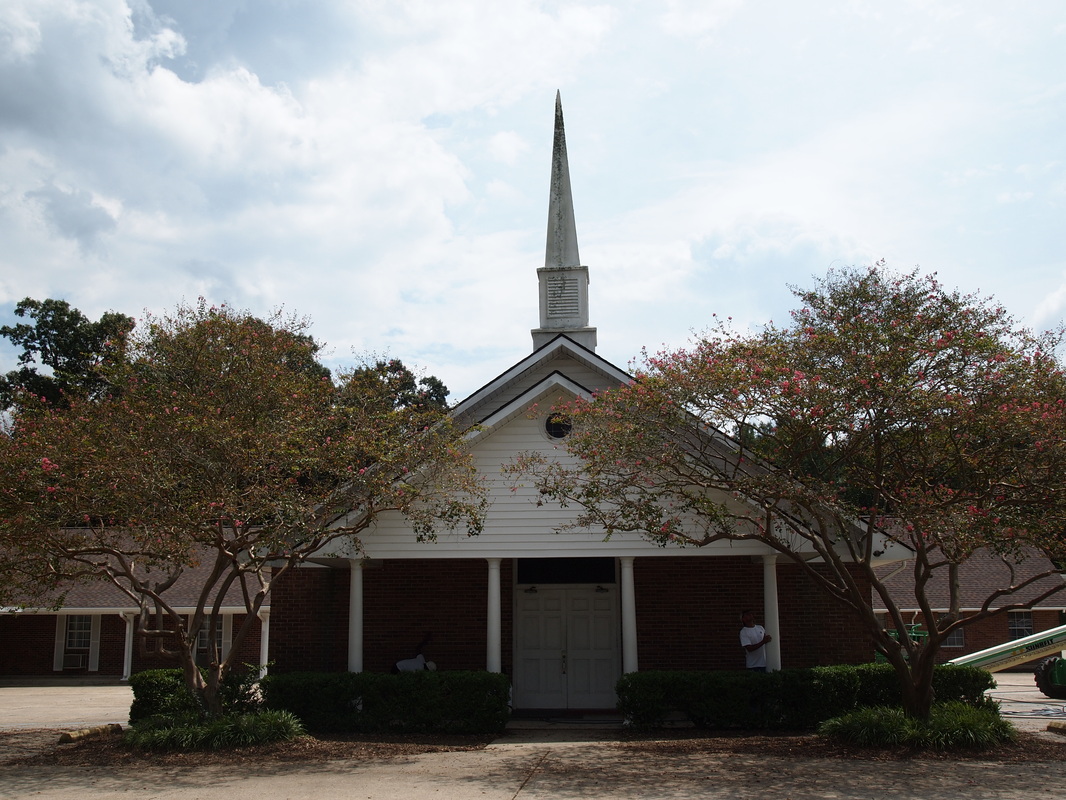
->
[1008,611,1033,640]
[65,615,92,650]
[942,627,965,648]
[197,623,224,653]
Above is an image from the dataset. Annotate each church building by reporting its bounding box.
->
[266,94,877,711]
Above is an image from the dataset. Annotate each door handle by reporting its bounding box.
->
[561,650,567,675]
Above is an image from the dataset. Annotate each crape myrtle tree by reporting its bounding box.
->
[0,300,485,716]
[516,266,1066,720]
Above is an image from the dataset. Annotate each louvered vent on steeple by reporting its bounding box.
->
[545,274,581,318]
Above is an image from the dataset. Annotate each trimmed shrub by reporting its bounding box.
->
[932,665,997,707]
[128,669,201,723]
[617,670,781,730]
[615,671,678,728]
[818,702,1016,750]
[615,664,995,731]
[262,670,511,735]
[124,710,305,751]
[128,666,265,722]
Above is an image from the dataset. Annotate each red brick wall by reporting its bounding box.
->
[0,612,263,677]
[363,559,513,674]
[270,560,514,675]
[0,613,128,676]
[635,556,760,671]
[130,613,263,673]
[269,557,874,676]
[269,566,351,672]
[777,562,874,666]
[95,615,126,674]
[633,557,873,670]
[0,614,56,674]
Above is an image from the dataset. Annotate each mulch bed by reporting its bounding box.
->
[617,728,1066,762]
[3,727,1064,768]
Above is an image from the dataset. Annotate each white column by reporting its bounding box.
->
[257,609,271,678]
[347,560,363,673]
[762,553,782,671]
[121,613,135,680]
[619,556,638,673]
[486,558,502,673]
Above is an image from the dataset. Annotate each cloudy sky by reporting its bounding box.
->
[1,1,1064,399]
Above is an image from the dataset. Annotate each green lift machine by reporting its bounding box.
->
[948,623,1066,699]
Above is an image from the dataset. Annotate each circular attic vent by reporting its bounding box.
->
[545,413,573,439]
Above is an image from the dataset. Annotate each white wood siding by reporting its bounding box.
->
[319,397,773,561]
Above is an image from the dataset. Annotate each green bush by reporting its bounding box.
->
[262,670,511,734]
[124,710,305,751]
[128,669,201,722]
[128,666,265,722]
[617,670,782,729]
[818,702,1016,750]
[615,671,678,728]
[932,665,997,707]
[615,664,996,731]
[817,705,911,746]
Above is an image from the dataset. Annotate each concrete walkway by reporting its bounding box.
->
[1,674,1064,800]
[2,732,1066,800]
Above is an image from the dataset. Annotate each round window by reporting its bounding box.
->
[544,413,572,439]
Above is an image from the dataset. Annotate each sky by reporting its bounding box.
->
[1,1,1064,400]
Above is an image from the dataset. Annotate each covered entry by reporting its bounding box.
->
[513,558,620,709]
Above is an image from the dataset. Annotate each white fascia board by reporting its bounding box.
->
[452,335,630,419]
[463,371,591,446]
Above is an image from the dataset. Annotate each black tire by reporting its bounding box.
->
[1034,656,1066,700]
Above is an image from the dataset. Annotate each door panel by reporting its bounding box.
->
[514,587,620,709]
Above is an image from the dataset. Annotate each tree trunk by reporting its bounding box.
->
[176,643,211,718]
[895,648,936,720]
[202,663,224,717]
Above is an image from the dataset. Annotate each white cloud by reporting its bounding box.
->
[0,0,43,63]
[657,0,745,38]
[1,1,1065,398]
[487,131,529,165]
[996,191,1034,204]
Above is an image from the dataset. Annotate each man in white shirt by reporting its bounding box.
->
[739,609,772,672]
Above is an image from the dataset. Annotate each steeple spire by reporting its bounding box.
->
[545,91,581,268]
[532,92,597,352]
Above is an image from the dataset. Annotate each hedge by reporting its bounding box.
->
[128,667,263,722]
[128,669,203,722]
[261,670,511,735]
[616,664,995,730]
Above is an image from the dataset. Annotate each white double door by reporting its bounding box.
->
[514,586,620,709]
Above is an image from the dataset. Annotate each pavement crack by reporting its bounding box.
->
[511,749,552,799]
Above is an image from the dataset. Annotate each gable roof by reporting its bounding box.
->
[453,334,630,428]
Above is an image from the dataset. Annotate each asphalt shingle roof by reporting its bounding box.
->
[873,547,1065,612]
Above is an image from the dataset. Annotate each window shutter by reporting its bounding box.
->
[222,615,233,660]
[88,615,102,671]
[52,615,66,672]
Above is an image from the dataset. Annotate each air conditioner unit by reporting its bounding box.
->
[62,653,86,669]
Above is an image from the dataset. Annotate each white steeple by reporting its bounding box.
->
[532,92,597,352]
